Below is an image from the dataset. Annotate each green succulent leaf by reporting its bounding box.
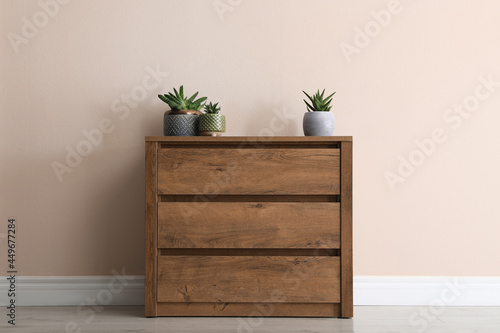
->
[204,102,221,114]
[157,85,207,111]
[319,89,325,100]
[303,99,314,112]
[302,90,313,102]
[302,89,336,111]
[158,95,169,103]
[186,91,199,105]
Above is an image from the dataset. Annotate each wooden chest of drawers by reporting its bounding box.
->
[145,136,353,317]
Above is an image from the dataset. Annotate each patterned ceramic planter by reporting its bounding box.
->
[303,111,335,136]
[198,114,226,136]
[163,110,202,136]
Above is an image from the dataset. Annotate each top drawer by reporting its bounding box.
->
[157,148,340,195]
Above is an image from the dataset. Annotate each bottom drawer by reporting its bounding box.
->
[157,256,340,303]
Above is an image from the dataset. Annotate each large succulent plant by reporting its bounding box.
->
[204,102,221,114]
[158,86,207,111]
[303,89,336,112]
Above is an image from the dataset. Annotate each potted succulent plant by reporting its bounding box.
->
[198,102,226,136]
[302,89,336,136]
[158,86,207,136]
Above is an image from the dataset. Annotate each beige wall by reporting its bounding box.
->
[1,0,499,276]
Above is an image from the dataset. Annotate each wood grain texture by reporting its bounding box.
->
[144,141,158,317]
[157,148,340,195]
[145,136,353,318]
[157,256,340,303]
[156,302,341,317]
[158,202,340,249]
[340,141,353,318]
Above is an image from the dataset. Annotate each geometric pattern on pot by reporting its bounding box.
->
[199,114,226,132]
[164,114,200,136]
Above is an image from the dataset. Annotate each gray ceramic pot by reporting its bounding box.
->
[163,110,201,136]
[303,111,335,136]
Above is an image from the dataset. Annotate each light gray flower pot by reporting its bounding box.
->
[303,112,335,136]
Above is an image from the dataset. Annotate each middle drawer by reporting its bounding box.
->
[158,202,340,249]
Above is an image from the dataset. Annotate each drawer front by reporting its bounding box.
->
[157,256,340,303]
[158,202,340,249]
[157,148,340,195]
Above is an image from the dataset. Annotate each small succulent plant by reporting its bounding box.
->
[204,102,221,114]
[303,89,336,112]
[158,85,207,111]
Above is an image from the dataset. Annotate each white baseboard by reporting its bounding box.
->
[354,276,500,306]
[1,276,499,306]
[0,275,144,306]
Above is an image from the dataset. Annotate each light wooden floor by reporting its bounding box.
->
[5,306,500,332]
